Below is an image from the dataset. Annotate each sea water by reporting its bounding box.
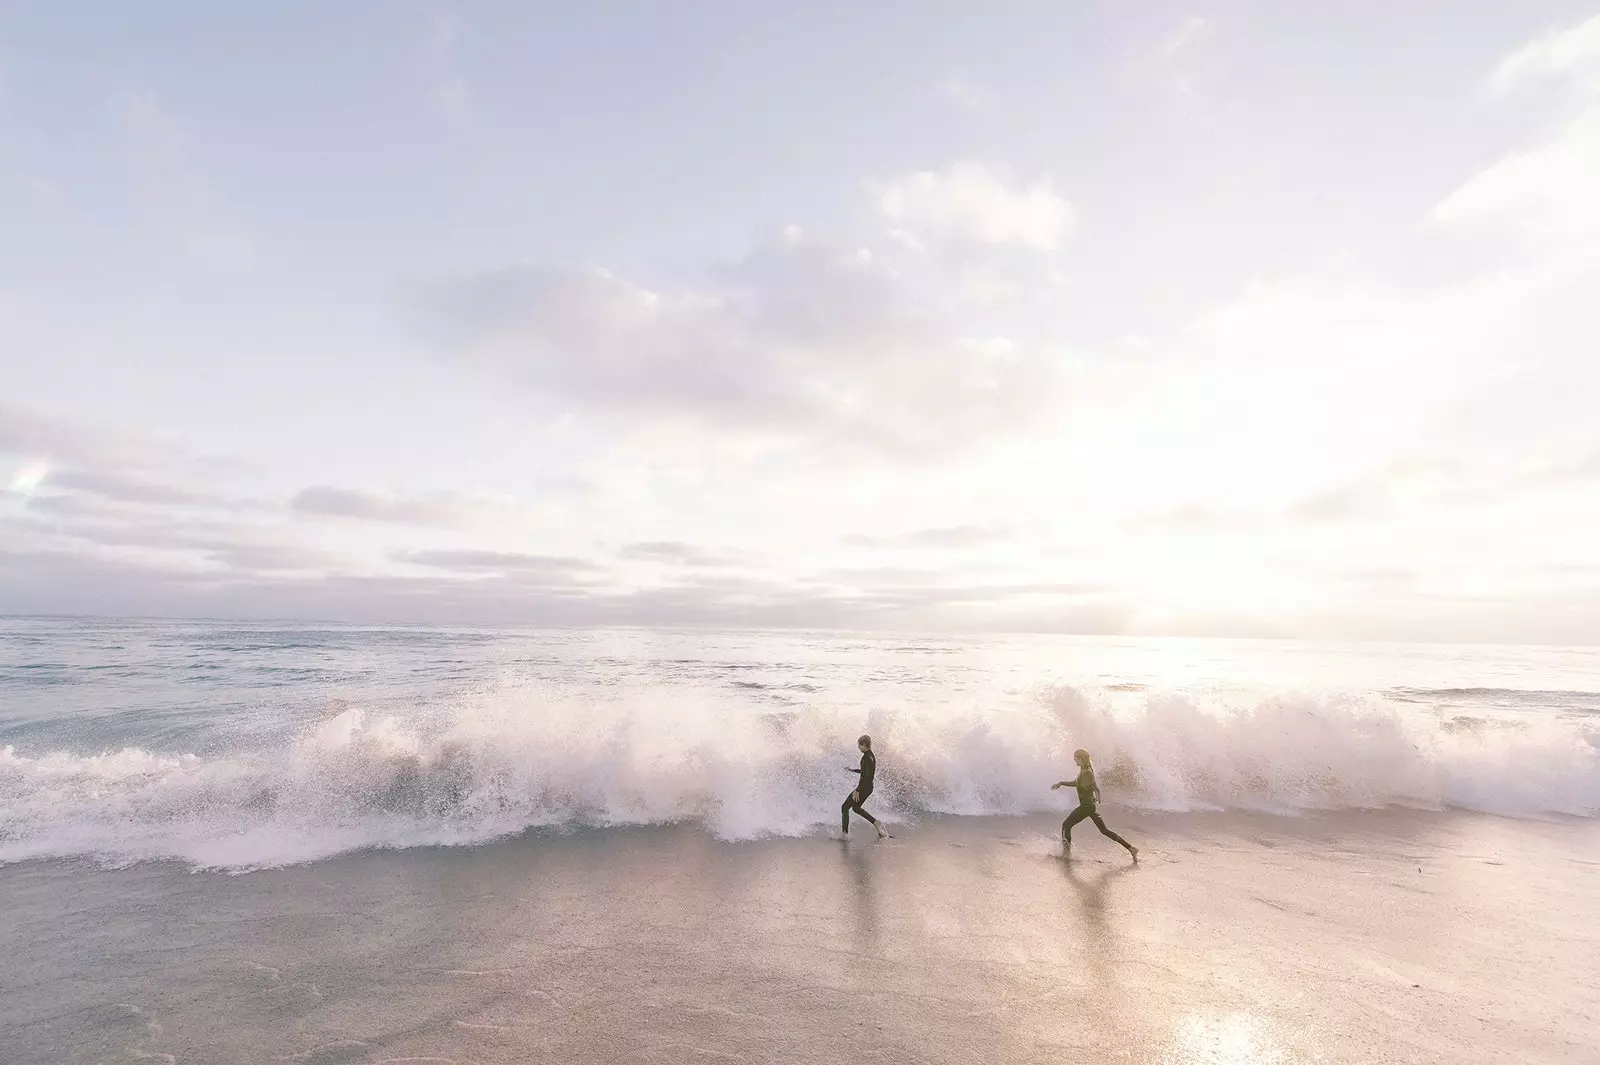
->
[2,616,1597,870]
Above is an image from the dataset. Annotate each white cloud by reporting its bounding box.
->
[1437,15,1600,241]
[1490,12,1600,95]
[842,526,1007,550]
[394,549,601,576]
[11,9,1600,641]
[1,404,189,473]
[289,485,515,527]
[875,161,1073,251]
[413,233,1061,457]
[1432,109,1600,239]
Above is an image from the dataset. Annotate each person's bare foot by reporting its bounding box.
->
[1130,846,1140,863]
[875,822,889,839]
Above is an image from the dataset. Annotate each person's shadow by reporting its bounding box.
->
[1059,859,1135,988]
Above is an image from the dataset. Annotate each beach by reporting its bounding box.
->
[5,809,1596,1065]
[9,5,1600,1059]
[4,619,1598,1063]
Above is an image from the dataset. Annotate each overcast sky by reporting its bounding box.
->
[3,2,1599,642]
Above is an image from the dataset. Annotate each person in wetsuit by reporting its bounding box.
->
[842,734,888,838]
[1052,748,1137,862]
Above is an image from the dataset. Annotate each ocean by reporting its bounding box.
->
[3,618,1598,1063]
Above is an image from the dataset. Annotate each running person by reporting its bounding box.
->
[842,734,888,838]
[1052,748,1137,862]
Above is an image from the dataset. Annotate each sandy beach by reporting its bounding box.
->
[5,809,1595,1065]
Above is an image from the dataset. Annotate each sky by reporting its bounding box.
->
[3,1,1600,642]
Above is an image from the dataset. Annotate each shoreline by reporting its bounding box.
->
[3,801,1596,876]
[5,808,1596,1064]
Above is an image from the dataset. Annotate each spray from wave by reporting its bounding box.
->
[1,683,1595,870]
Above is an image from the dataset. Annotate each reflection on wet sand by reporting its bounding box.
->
[840,838,882,953]
[1162,1011,1289,1065]
[3,810,1595,1064]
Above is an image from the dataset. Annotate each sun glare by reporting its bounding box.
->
[1119,541,1309,630]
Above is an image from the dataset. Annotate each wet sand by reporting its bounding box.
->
[4,810,1597,1064]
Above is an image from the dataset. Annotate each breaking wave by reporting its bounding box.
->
[2,683,1596,870]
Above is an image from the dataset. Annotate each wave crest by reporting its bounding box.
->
[1,683,1595,869]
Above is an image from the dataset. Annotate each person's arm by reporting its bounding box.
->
[1051,773,1082,791]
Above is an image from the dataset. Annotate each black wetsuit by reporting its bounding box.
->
[842,750,879,833]
[1061,766,1134,853]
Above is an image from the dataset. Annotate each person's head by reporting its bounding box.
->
[1073,748,1092,768]
[858,734,872,752]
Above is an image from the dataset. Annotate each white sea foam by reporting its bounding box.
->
[1,683,1595,869]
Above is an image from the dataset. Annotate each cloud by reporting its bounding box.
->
[2,406,253,518]
[412,233,1058,457]
[845,580,1113,607]
[1437,14,1600,242]
[200,542,344,574]
[1328,566,1419,595]
[841,525,1007,549]
[874,162,1073,251]
[394,549,601,576]
[1286,484,1389,524]
[616,541,741,567]
[0,404,181,470]
[1121,505,1243,534]
[46,468,230,508]
[2,505,345,577]
[1490,12,1600,95]
[1432,111,1600,241]
[289,486,505,526]
[0,546,1128,633]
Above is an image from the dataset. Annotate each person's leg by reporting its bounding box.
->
[855,788,887,836]
[1090,811,1137,857]
[1062,805,1091,848]
[842,793,882,835]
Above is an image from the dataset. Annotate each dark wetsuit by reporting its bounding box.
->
[1061,766,1135,853]
[842,750,879,833]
